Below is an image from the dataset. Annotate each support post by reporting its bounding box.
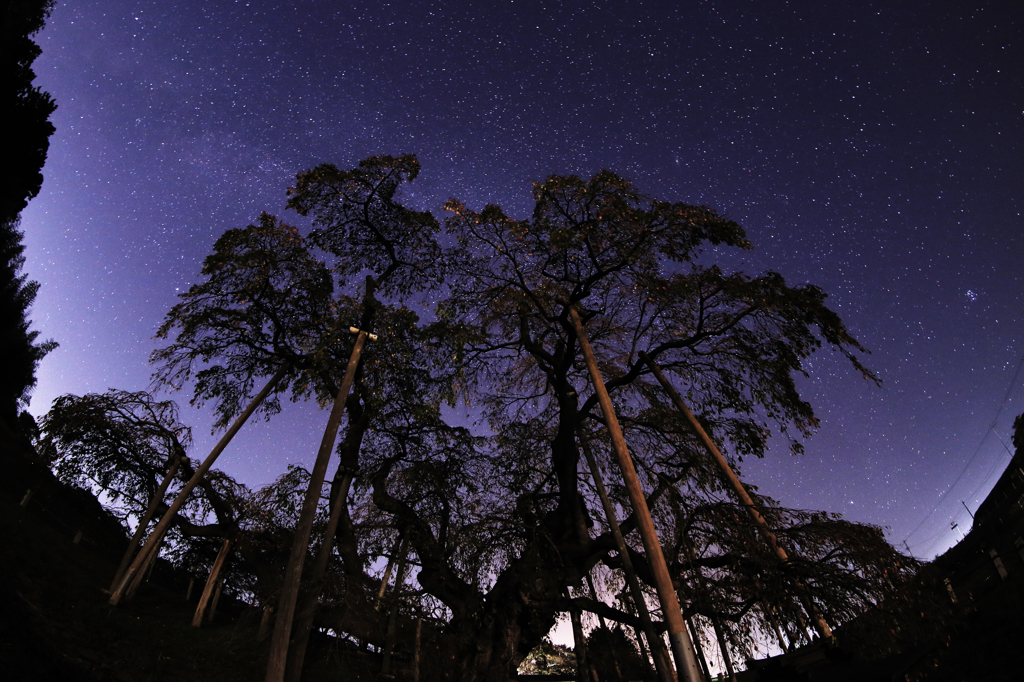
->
[640,353,833,642]
[110,363,290,605]
[381,545,410,677]
[586,572,624,682]
[266,329,372,682]
[580,435,676,682]
[193,538,232,627]
[283,470,357,682]
[567,305,702,682]
[710,615,736,682]
[413,616,423,682]
[686,617,711,682]
[375,537,405,611]
[568,587,593,682]
[111,453,183,592]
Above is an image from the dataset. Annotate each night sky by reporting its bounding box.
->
[20,0,1024,562]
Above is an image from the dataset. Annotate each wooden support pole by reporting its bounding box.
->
[266,330,371,682]
[579,434,676,682]
[124,519,172,600]
[193,538,232,627]
[567,306,703,682]
[110,363,290,605]
[621,591,653,675]
[186,577,195,601]
[568,587,593,682]
[640,353,833,642]
[111,453,183,592]
[258,603,275,642]
[375,537,405,611]
[585,572,624,682]
[413,616,423,682]
[283,472,357,682]
[381,544,410,677]
[209,577,224,622]
[710,615,736,682]
[686,617,711,682]
[761,600,790,654]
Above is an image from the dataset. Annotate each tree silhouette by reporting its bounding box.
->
[0,0,58,427]
[91,158,910,682]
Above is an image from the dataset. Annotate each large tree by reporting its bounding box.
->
[119,157,906,681]
[309,167,883,679]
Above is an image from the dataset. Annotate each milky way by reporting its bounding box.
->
[20,0,1024,560]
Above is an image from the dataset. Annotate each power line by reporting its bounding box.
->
[902,354,1024,547]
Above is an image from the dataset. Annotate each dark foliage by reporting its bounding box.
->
[0,0,57,425]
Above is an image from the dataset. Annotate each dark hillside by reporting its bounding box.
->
[0,420,384,681]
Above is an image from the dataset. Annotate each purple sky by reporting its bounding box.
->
[20,0,1024,561]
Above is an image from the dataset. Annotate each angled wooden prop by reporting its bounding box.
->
[265,327,375,682]
[566,304,703,682]
[110,362,291,605]
[579,434,677,682]
[639,352,833,641]
[193,538,233,627]
[109,451,182,592]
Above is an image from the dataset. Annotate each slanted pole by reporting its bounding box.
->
[381,545,410,677]
[284,470,358,682]
[193,538,233,627]
[412,616,423,682]
[110,452,183,592]
[586,572,624,682]
[567,587,593,682]
[710,614,736,682]
[761,600,790,654]
[258,603,275,642]
[127,519,171,599]
[110,363,290,605]
[266,328,373,682]
[375,537,405,611]
[686,617,711,682]
[579,434,676,682]
[567,305,703,682]
[209,577,224,622]
[640,353,833,642]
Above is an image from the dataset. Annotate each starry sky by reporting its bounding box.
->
[20,0,1024,561]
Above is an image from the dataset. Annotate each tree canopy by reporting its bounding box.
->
[48,156,920,682]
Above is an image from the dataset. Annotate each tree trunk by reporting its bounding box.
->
[568,307,702,682]
[111,454,182,592]
[266,331,369,682]
[193,538,232,627]
[110,363,289,606]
